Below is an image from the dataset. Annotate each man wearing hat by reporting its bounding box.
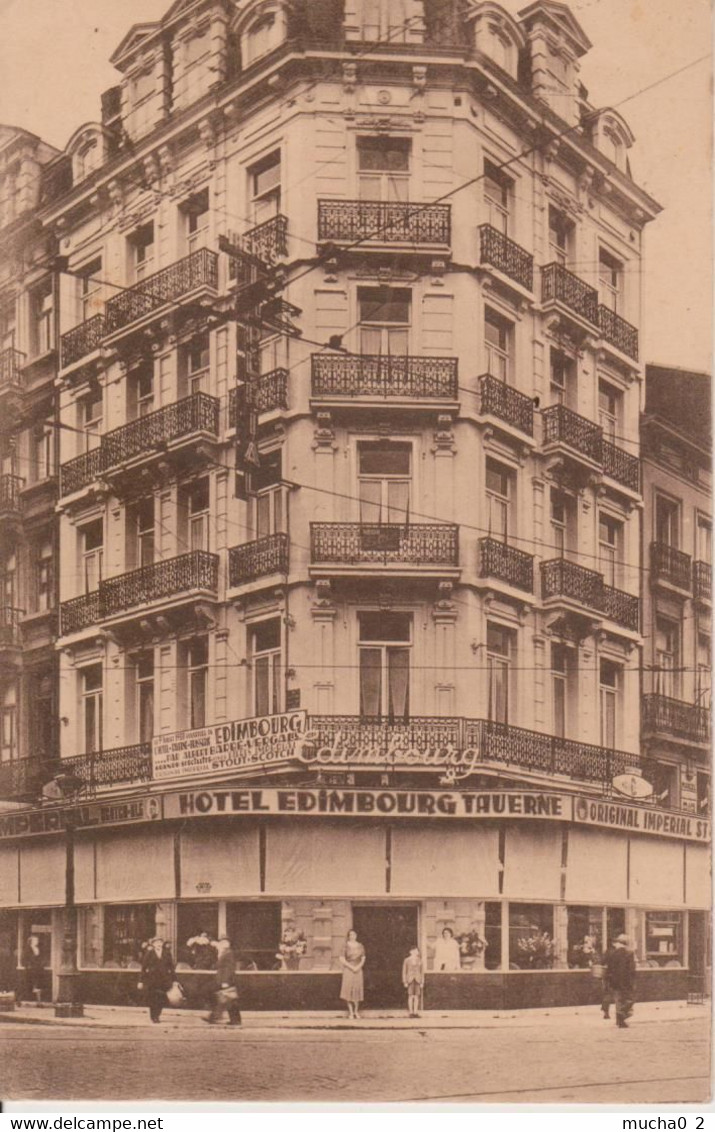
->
[138,937,175,1023]
[604,934,636,1029]
[203,936,241,1027]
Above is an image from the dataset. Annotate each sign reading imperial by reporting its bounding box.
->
[573,796,710,843]
[152,710,307,781]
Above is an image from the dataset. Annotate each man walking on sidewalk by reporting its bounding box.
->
[203,937,241,1027]
[605,934,636,1029]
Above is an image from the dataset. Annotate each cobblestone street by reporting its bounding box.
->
[2,1007,710,1104]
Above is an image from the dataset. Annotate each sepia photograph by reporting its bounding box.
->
[0,0,711,1107]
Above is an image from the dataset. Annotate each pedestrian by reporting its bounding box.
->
[339,928,365,1020]
[203,937,242,1026]
[433,926,462,972]
[138,936,175,1023]
[599,948,615,1019]
[604,933,636,1029]
[402,945,424,1018]
[22,935,44,1004]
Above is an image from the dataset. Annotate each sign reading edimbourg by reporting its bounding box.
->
[151,710,308,780]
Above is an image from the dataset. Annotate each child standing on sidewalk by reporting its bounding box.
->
[402,946,424,1018]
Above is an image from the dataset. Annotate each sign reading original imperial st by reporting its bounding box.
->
[152,710,308,781]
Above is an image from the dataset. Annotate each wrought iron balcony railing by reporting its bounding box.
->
[478,537,534,592]
[60,314,106,368]
[100,550,219,618]
[0,606,22,648]
[104,249,219,334]
[479,373,534,436]
[542,403,603,464]
[59,447,104,496]
[311,354,458,401]
[240,214,288,266]
[650,542,692,592]
[318,199,451,246]
[463,719,634,786]
[478,224,534,291]
[228,368,289,426]
[0,347,25,392]
[309,716,463,753]
[597,305,638,361]
[60,744,152,790]
[541,558,639,631]
[0,473,24,513]
[311,522,459,567]
[60,591,100,635]
[0,757,45,801]
[103,393,219,470]
[229,533,289,586]
[694,560,712,603]
[642,693,710,744]
[541,263,599,325]
[601,438,640,493]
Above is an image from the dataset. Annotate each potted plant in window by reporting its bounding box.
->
[516,928,555,970]
[277,925,307,971]
[456,928,488,970]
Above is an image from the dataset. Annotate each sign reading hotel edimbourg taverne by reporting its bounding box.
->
[151,710,308,780]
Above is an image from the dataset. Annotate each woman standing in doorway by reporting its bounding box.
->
[339,929,366,1020]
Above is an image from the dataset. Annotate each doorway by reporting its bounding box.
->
[351,904,419,1008]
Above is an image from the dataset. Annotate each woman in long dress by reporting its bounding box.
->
[339,929,366,1020]
[433,927,462,972]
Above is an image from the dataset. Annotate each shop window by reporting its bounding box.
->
[644,911,683,967]
[250,618,282,717]
[484,902,502,971]
[358,610,412,721]
[566,906,604,968]
[548,206,572,267]
[606,906,626,949]
[485,458,511,541]
[696,772,710,814]
[357,136,411,202]
[483,159,511,234]
[249,151,281,224]
[487,622,513,725]
[508,904,554,970]
[358,286,410,356]
[358,439,411,525]
[176,903,219,968]
[226,902,282,970]
[20,911,51,968]
[598,512,622,588]
[103,904,156,967]
[81,664,103,754]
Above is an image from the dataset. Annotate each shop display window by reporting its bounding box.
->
[567,906,603,968]
[226,902,282,970]
[644,911,683,967]
[176,903,219,969]
[20,911,52,967]
[0,910,18,990]
[508,904,554,970]
[483,901,502,970]
[103,904,156,968]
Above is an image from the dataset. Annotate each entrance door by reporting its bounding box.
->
[352,904,419,1008]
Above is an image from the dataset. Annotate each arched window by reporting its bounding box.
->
[238,3,290,67]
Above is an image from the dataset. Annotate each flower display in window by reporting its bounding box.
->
[516,929,555,969]
[457,929,487,957]
[277,926,307,961]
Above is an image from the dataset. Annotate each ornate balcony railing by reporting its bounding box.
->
[642,693,710,744]
[464,719,634,785]
[541,559,639,631]
[478,537,534,593]
[104,249,219,334]
[694,560,712,603]
[597,305,638,361]
[650,542,692,592]
[308,716,462,753]
[60,744,153,790]
[60,591,100,635]
[542,403,603,464]
[60,447,104,496]
[318,199,451,246]
[602,438,640,493]
[103,393,220,470]
[541,263,599,325]
[0,757,45,801]
[0,606,22,648]
[311,522,459,567]
[240,214,288,266]
[228,368,289,426]
[0,347,25,392]
[60,314,106,368]
[100,551,219,618]
[229,533,289,586]
[0,473,24,513]
[311,354,458,400]
[478,224,534,290]
[479,373,534,436]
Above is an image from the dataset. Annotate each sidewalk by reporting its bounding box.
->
[0,998,707,1031]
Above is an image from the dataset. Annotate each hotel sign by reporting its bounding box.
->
[573,797,710,844]
[151,711,307,782]
[0,796,163,840]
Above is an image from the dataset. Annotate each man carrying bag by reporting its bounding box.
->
[203,936,241,1027]
[605,933,636,1029]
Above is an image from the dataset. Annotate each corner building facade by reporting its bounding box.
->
[0,0,710,1010]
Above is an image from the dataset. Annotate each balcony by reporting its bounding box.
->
[59,743,152,791]
[311,354,458,403]
[479,374,534,436]
[102,393,220,472]
[642,693,710,745]
[0,473,23,520]
[650,542,692,593]
[100,550,219,620]
[240,214,288,266]
[464,719,636,787]
[541,263,599,326]
[597,305,638,361]
[693,560,711,604]
[60,314,106,368]
[541,559,639,631]
[602,437,640,494]
[228,368,288,426]
[542,404,602,466]
[478,537,534,593]
[59,447,104,497]
[0,758,45,802]
[60,591,100,636]
[311,522,459,574]
[317,199,451,247]
[309,716,462,753]
[229,533,289,587]
[0,606,22,649]
[0,346,24,393]
[104,249,219,336]
[478,225,533,291]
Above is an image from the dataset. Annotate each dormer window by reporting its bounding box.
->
[466,5,525,80]
[237,2,289,69]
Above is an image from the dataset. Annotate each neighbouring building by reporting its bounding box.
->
[0,0,710,1011]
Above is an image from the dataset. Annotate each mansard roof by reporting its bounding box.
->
[518,0,592,55]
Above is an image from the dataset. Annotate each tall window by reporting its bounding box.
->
[598,380,620,440]
[484,307,511,381]
[357,137,411,202]
[135,497,155,568]
[550,489,568,556]
[360,0,410,42]
[655,619,679,699]
[80,519,103,593]
[598,248,623,313]
[599,660,619,749]
[551,644,570,738]
[32,422,53,482]
[79,257,102,322]
[251,619,281,717]
[81,664,103,754]
[486,459,510,541]
[655,495,679,547]
[34,538,54,613]
[358,440,411,524]
[487,622,512,724]
[697,634,711,709]
[135,650,155,744]
[188,637,208,729]
[185,335,210,395]
[696,515,712,564]
[598,513,622,588]
[184,477,210,552]
[0,295,16,351]
[131,222,155,282]
[184,188,209,253]
[550,350,574,407]
[1,553,16,607]
[1,683,17,763]
[128,362,154,420]
[80,390,103,452]
[249,152,281,224]
[483,160,510,234]
[358,287,410,355]
[548,206,571,266]
[358,611,411,721]
[31,279,54,356]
